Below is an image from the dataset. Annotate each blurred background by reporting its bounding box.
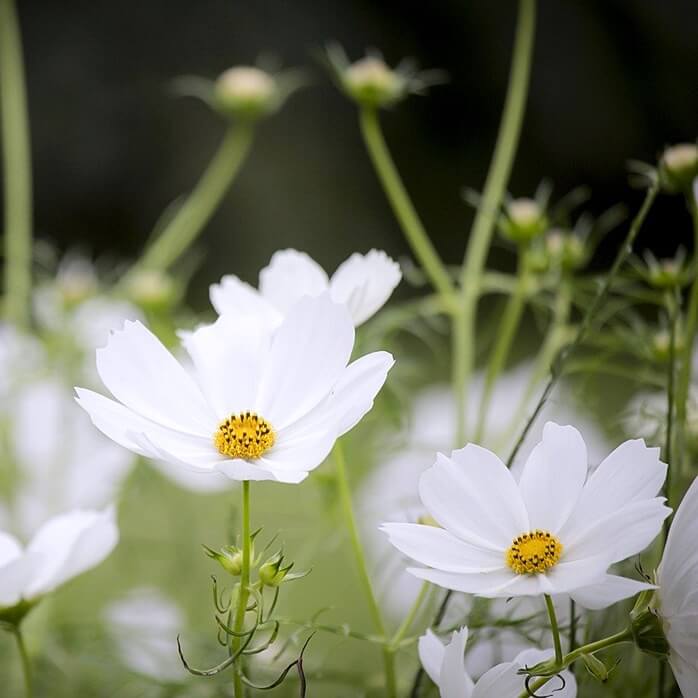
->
[16,0,698,307]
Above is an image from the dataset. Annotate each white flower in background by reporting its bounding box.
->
[383,422,669,604]
[0,380,133,538]
[360,366,611,619]
[104,588,187,683]
[0,325,45,399]
[77,295,393,484]
[0,508,118,613]
[656,477,698,696]
[210,248,401,327]
[419,626,577,698]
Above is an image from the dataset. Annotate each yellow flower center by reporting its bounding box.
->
[505,530,563,575]
[214,412,275,460]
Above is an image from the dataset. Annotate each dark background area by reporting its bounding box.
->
[11,0,698,306]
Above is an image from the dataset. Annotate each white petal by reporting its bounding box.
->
[407,567,517,596]
[215,458,298,483]
[564,498,670,564]
[0,554,41,609]
[329,250,401,325]
[259,249,329,315]
[419,448,528,550]
[563,439,666,538]
[209,274,282,328]
[419,630,446,686]
[256,295,354,429]
[671,653,698,698]
[149,460,234,493]
[179,315,270,418]
[440,627,474,698]
[518,422,587,532]
[569,574,655,611]
[26,508,119,597]
[381,523,506,573]
[95,320,214,435]
[471,659,525,698]
[0,531,22,566]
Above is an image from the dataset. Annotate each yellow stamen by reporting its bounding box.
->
[505,529,563,575]
[214,411,275,460]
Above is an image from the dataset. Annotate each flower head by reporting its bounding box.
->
[655,476,698,696]
[0,508,118,621]
[383,422,669,605]
[659,143,698,193]
[77,294,393,484]
[211,248,401,328]
[418,626,577,698]
[214,66,278,119]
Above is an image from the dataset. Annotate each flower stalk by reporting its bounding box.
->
[0,0,33,328]
[544,594,563,665]
[4,624,33,698]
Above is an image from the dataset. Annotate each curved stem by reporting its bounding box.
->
[231,480,251,697]
[334,442,397,698]
[474,245,530,441]
[123,123,254,279]
[457,0,537,432]
[506,179,659,468]
[0,0,33,327]
[544,594,563,665]
[358,106,455,301]
[11,625,33,698]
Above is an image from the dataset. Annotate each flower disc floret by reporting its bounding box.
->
[506,530,562,575]
[214,411,275,459]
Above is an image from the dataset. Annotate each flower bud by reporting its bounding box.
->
[659,143,698,193]
[630,594,669,659]
[545,229,586,271]
[580,653,613,682]
[123,269,177,311]
[258,551,293,587]
[343,57,407,108]
[499,198,548,243]
[203,544,243,576]
[214,67,278,120]
[56,258,98,306]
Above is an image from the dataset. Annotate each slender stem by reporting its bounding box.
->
[334,442,397,698]
[664,290,679,526]
[568,599,577,675]
[457,0,537,433]
[11,625,33,698]
[518,627,633,698]
[122,123,254,280]
[674,196,698,478]
[390,581,431,650]
[0,0,33,327]
[358,106,455,301]
[231,480,251,697]
[474,244,530,441]
[506,179,660,468]
[544,594,563,665]
[452,310,468,445]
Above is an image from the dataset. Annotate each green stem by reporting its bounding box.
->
[0,0,33,327]
[452,310,468,445]
[358,106,455,301]
[474,245,530,441]
[518,627,633,698]
[390,581,431,651]
[544,594,563,665]
[11,625,33,698]
[123,123,254,279]
[334,442,397,698]
[457,0,537,434]
[674,196,698,478]
[231,480,251,697]
[506,179,659,468]
[664,290,679,525]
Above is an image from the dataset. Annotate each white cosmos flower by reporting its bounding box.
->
[418,626,577,698]
[0,508,118,612]
[104,588,187,683]
[210,248,401,327]
[77,294,393,484]
[383,422,669,605]
[656,476,698,697]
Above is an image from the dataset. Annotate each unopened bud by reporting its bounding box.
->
[630,595,669,659]
[581,653,613,682]
[259,552,293,587]
[203,544,243,576]
[659,143,698,193]
[123,269,176,311]
[545,230,586,271]
[214,67,277,120]
[343,57,406,108]
[500,198,547,243]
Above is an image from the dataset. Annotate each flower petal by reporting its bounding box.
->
[329,250,401,325]
[418,630,446,686]
[256,295,354,428]
[440,627,474,698]
[670,653,698,698]
[381,523,506,573]
[259,249,329,315]
[407,567,517,596]
[95,320,214,435]
[419,448,528,550]
[568,574,655,611]
[518,422,587,532]
[26,508,119,597]
[209,274,283,328]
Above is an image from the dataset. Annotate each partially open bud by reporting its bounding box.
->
[123,269,177,311]
[545,229,586,271]
[259,551,293,587]
[499,198,548,243]
[203,544,244,576]
[214,67,278,120]
[343,57,407,108]
[659,143,698,194]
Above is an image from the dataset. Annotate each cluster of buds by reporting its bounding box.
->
[659,143,698,194]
